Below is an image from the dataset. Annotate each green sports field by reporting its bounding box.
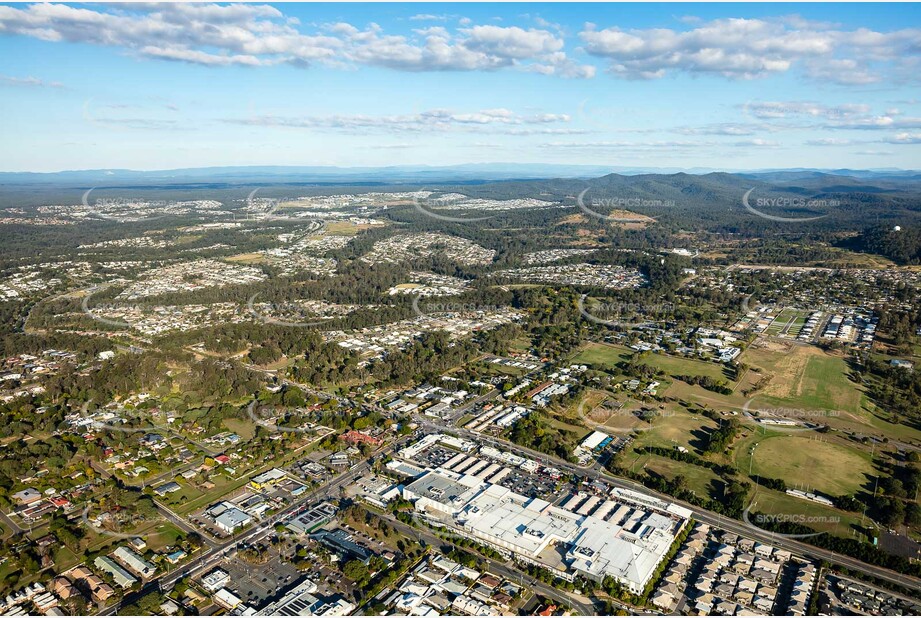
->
[744,434,873,496]
[573,342,732,383]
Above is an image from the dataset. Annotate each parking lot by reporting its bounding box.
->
[496,468,564,500]
[414,444,460,469]
[408,441,566,501]
[221,548,303,607]
[299,562,352,600]
[290,454,334,483]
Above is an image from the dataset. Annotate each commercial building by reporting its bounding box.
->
[215,507,253,533]
[286,502,338,535]
[249,467,287,490]
[312,529,373,563]
[566,512,676,589]
[403,469,483,517]
[458,483,582,560]
[403,468,689,594]
[580,431,612,452]
[201,568,230,592]
[254,577,355,616]
[310,598,356,616]
[339,430,382,447]
[255,578,318,616]
[214,588,243,610]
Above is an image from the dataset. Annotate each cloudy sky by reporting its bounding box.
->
[1,2,920,172]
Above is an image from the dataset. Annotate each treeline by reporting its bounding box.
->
[751,512,921,578]
[0,326,113,360]
[676,374,733,395]
[0,435,78,495]
[750,475,787,492]
[702,418,740,454]
[0,352,262,440]
[863,356,921,423]
[607,457,752,519]
[508,411,579,462]
[849,224,921,265]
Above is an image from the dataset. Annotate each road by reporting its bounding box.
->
[445,388,501,424]
[371,509,597,615]
[96,434,413,615]
[0,510,22,536]
[417,418,921,593]
[86,372,918,613]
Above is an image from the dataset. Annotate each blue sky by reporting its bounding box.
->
[1,2,920,172]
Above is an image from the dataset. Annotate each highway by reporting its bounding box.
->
[417,417,921,593]
[90,383,918,616]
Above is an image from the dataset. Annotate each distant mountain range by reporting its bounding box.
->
[2,165,920,228]
[2,164,920,186]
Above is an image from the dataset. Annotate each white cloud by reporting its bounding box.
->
[885,132,921,144]
[740,101,921,145]
[0,3,592,78]
[742,101,871,120]
[676,123,773,136]
[831,115,921,130]
[540,139,717,150]
[226,108,575,133]
[735,138,779,147]
[0,74,63,88]
[579,17,920,84]
[803,58,877,85]
[1,4,916,89]
[139,46,268,67]
[82,98,183,131]
[806,138,857,146]
[461,25,562,58]
[409,14,450,22]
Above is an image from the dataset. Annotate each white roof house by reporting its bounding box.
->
[215,507,252,533]
[113,546,156,578]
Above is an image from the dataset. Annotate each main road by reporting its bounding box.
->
[417,418,921,593]
[94,398,918,615]
[96,434,413,615]
[369,509,598,616]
